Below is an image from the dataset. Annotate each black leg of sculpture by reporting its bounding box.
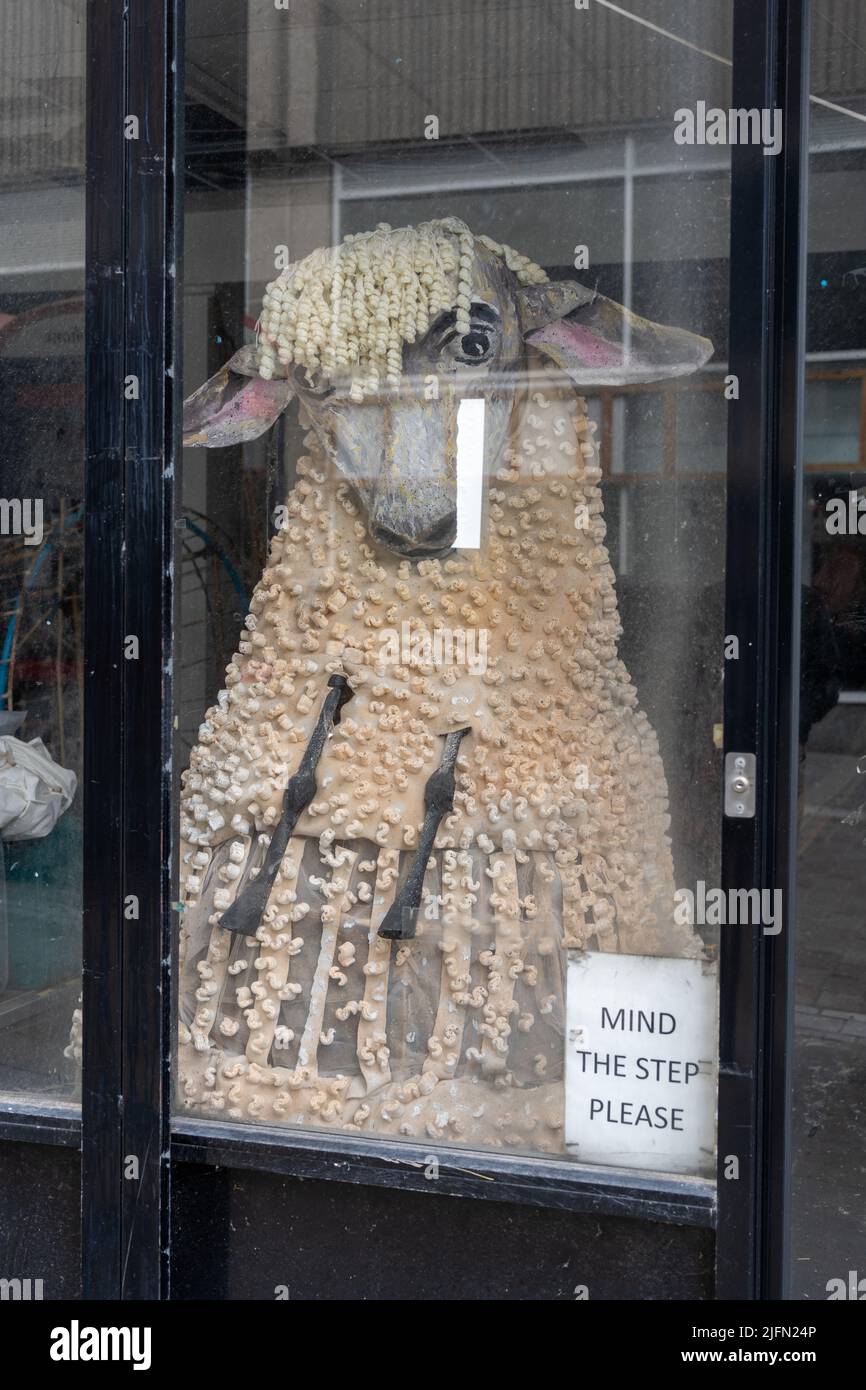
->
[378,726,471,941]
[217,674,353,936]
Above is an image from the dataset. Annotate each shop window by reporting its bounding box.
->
[0,0,84,1102]
[791,17,866,1296]
[174,0,730,1177]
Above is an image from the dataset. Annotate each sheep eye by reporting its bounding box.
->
[432,302,499,369]
[457,329,492,362]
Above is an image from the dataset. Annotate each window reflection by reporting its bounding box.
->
[0,1,85,1101]
[178,0,729,1173]
[791,17,866,1296]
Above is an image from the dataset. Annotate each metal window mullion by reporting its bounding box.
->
[82,0,127,1303]
[717,0,809,1301]
[120,0,181,1302]
[759,0,809,1302]
[83,0,180,1301]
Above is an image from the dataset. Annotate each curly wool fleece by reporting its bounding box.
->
[255,218,547,400]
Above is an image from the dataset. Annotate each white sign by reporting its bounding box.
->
[565,951,718,1176]
[454,398,485,550]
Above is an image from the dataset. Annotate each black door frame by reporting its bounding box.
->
[715,0,809,1302]
[0,0,809,1302]
[80,0,181,1300]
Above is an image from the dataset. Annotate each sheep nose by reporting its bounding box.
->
[371,511,457,557]
[417,512,458,548]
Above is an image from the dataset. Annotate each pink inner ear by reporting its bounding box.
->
[528,317,624,368]
[183,369,292,447]
[210,376,289,429]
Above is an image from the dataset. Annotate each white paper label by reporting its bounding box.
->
[565,951,718,1176]
[454,397,485,550]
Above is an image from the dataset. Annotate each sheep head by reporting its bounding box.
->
[182,220,712,560]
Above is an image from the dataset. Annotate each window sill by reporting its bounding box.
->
[172,1116,716,1228]
[0,1098,81,1148]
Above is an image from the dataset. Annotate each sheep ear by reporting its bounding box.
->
[182,346,293,448]
[518,280,713,386]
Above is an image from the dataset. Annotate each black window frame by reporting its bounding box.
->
[0,0,809,1302]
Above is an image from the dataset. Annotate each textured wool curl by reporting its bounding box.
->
[256,218,547,401]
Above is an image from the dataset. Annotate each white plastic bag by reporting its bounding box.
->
[0,736,77,841]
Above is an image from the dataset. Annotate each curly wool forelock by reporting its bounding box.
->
[256,218,548,402]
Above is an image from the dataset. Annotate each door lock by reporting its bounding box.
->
[724,752,756,818]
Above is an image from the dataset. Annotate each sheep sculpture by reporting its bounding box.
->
[175,217,713,1152]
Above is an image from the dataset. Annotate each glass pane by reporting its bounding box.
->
[0,0,84,1101]
[791,15,866,1297]
[611,394,665,475]
[803,379,861,465]
[677,389,729,473]
[177,0,730,1174]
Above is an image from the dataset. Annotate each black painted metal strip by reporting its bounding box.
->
[717,0,808,1301]
[119,0,181,1302]
[82,0,181,1301]
[758,0,809,1304]
[82,0,127,1303]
